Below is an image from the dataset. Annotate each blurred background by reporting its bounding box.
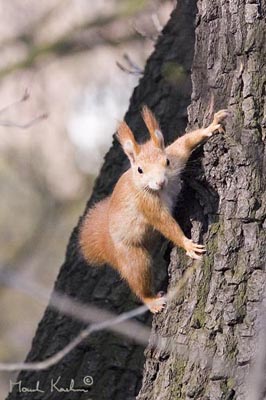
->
[0,0,174,397]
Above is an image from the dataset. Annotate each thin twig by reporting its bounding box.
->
[116,61,142,76]
[151,13,163,33]
[0,89,30,116]
[133,22,157,42]
[0,113,48,129]
[116,53,143,76]
[116,61,138,75]
[0,268,150,343]
[0,269,150,371]
[0,258,200,371]
[0,307,148,371]
[123,54,143,73]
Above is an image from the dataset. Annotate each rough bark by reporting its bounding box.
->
[137,1,266,400]
[7,2,198,400]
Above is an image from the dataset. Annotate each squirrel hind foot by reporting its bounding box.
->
[145,294,167,314]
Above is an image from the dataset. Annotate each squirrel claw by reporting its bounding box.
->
[213,109,230,124]
[183,238,206,260]
[186,251,203,260]
[218,125,226,134]
[146,295,167,314]
[206,109,229,137]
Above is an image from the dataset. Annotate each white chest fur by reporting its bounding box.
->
[109,200,148,245]
[160,175,182,213]
[109,174,182,245]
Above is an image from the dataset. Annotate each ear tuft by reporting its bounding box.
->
[141,105,164,149]
[116,120,140,163]
[154,129,164,149]
[123,139,134,155]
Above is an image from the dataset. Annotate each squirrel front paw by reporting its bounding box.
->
[183,237,206,260]
[213,109,230,125]
[205,109,230,137]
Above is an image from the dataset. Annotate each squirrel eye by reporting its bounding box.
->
[166,158,170,166]
[138,167,143,174]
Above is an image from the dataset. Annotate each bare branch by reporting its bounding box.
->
[0,89,29,116]
[0,9,144,79]
[116,53,143,76]
[0,308,148,371]
[151,13,163,33]
[123,53,144,74]
[133,22,157,42]
[0,258,201,372]
[133,11,163,43]
[0,113,48,129]
[0,268,150,371]
[0,89,48,129]
[116,62,142,76]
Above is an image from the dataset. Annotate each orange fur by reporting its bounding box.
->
[141,106,162,147]
[79,106,229,313]
[116,120,140,157]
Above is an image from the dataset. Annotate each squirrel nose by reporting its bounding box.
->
[156,179,165,189]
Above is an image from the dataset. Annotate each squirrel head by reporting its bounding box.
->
[116,106,171,192]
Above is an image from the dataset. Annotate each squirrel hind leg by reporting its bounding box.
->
[144,292,167,314]
[118,247,154,300]
[117,246,166,313]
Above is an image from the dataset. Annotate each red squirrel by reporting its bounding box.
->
[79,106,229,313]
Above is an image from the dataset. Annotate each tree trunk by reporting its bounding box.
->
[6,2,198,400]
[6,1,266,399]
[137,1,266,400]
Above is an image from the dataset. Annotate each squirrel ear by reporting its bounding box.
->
[154,129,165,149]
[116,120,140,163]
[141,105,164,149]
